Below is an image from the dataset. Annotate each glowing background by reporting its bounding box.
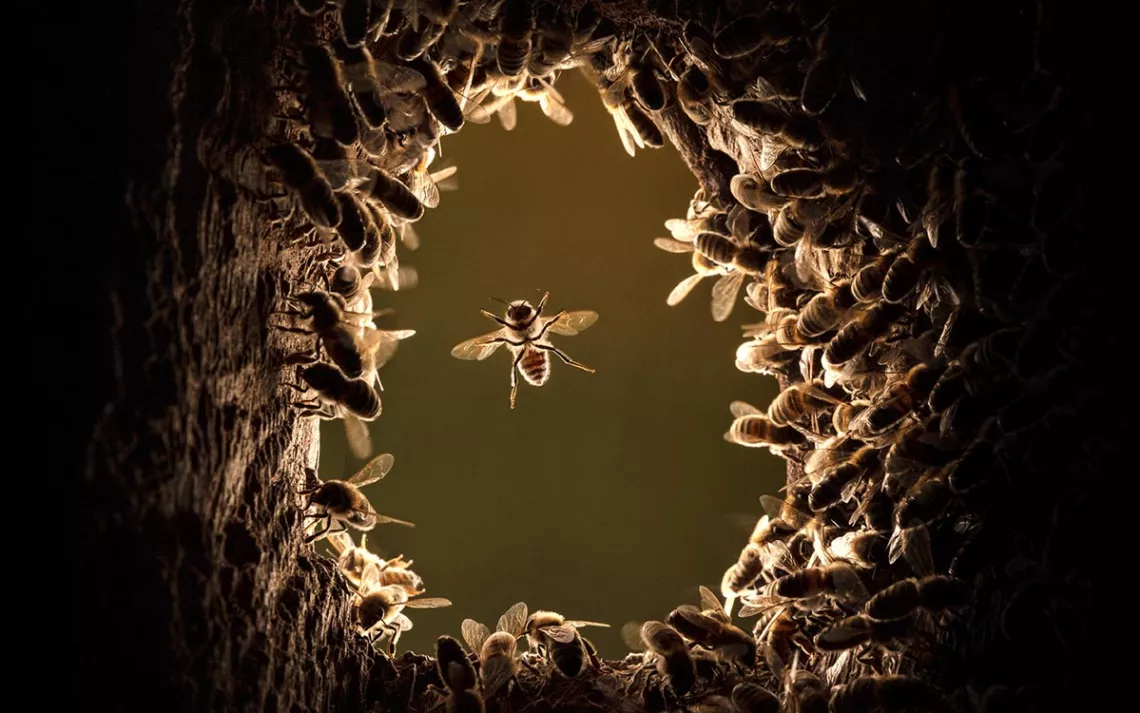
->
[318,71,785,656]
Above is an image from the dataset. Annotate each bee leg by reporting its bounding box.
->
[284,351,320,366]
[533,310,566,339]
[509,350,525,410]
[480,309,512,328]
[537,344,596,373]
[304,516,332,543]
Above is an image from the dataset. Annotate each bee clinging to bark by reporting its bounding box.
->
[725,401,808,453]
[522,610,609,678]
[623,620,696,696]
[437,635,484,713]
[451,291,597,409]
[289,363,382,457]
[297,453,414,543]
[263,143,342,229]
[865,575,972,620]
[461,602,527,699]
[356,563,451,654]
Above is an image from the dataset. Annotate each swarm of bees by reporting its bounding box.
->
[251,0,1085,710]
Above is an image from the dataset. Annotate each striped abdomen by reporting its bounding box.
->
[519,347,550,387]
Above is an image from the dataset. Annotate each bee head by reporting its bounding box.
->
[506,301,536,326]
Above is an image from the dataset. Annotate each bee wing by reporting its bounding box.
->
[372,266,419,292]
[359,561,383,591]
[406,597,452,609]
[431,165,459,191]
[347,452,395,486]
[497,601,528,635]
[344,416,373,460]
[392,613,414,632]
[731,401,763,417]
[759,135,788,173]
[607,105,640,157]
[462,619,491,652]
[538,91,574,126]
[675,607,719,634]
[409,169,441,209]
[889,524,934,577]
[328,530,354,555]
[654,237,695,253]
[540,624,580,643]
[497,97,518,131]
[698,585,724,614]
[451,330,506,360]
[665,218,702,241]
[374,513,416,527]
[563,620,610,630]
[546,311,599,336]
[667,273,704,306]
[397,222,421,251]
[348,61,427,94]
[711,271,744,323]
[621,621,646,651]
[815,618,870,650]
[461,98,493,124]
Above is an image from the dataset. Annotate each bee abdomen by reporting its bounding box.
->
[519,349,550,387]
[550,638,585,677]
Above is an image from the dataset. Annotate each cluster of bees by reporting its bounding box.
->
[254,0,1084,710]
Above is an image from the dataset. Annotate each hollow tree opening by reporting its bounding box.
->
[83,1,1096,712]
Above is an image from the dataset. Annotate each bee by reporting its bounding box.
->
[768,382,841,427]
[526,17,574,78]
[660,246,746,323]
[461,602,527,699]
[801,27,846,116]
[881,235,941,304]
[677,64,713,125]
[329,264,372,305]
[667,605,756,670]
[731,174,791,213]
[356,563,451,653]
[814,614,912,653]
[522,610,609,678]
[851,252,899,303]
[822,301,906,369]
[630,59,667,113]
[263,143,342,229]
[696,231,738,266]
[436,635,484,713]
[603,81,665,156]
[797,280,856,338]
[713,15,765,58]
[516,76,575,127]
[626,621,696,695]
[731,682,780,713]
[809,444,879,512]
[769,563,868,602]
[827,529,890,568]
[946,417,1002,494]
[407,146,460,212]
[865,575,971,620]
[497,0,533,77]
[785,666,829,713]
[887,474,949,576]
[289,363,382,457]
[362,167,425,221]
[450,292,597,409]
[831,398,870,435]
[732,101,824,150]
[327,530,401,590]
[395,15,447,61]
[736,335,799,375]
[724,401,808,453]
[828,675,938,713]
[848,362,945,439]
[337,0,371,47]
[297,453,414,543]
[297,45,358,146]
[401,57,466,132]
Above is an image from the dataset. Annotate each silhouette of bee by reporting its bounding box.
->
[823,301,906,369]
[296,44,359,146]
[297,453,414,544]
[497,0,533,77]
[814,614,912,652]
[732,682,780,713]
[522,609,609,678]
[865,575,972,620]
[667,605,756,670]
[263,143,342,229]
[622,620,696,696]
[290,362,382,457]
[436,635,484,713]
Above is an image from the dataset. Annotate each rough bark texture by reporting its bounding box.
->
[82,0,1096,711]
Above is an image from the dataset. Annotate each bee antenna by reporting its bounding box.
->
[489,296,509,305]
[528,287,542,300]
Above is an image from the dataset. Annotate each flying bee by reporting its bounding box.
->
[436,635,484,713]
[289,363,382,457]
[461,602,527,699]
[732,682,780,713]
[725,401,808,453]
[814,614,912,653]
[297,453,414,544]
[828,675,939,713]
[356,563,451,653]
[851,252,899,303]
[451,292,597,409]
[668,605,756,670]
[497,0,533,77]
[362,167,425,221]
[623,621,696,696]
[263,143,342,229]
[865,575,971,620]
[677,64,713,125]
[522,610,609,678]
[769,563,868,602]
[822,300,906,369]
[731,174,791,213]
[295,44,359,146]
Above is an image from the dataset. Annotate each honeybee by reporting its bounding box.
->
[851,252,898,303]
[865,575,971,620]
[327,530,396,590]
[713,14,766,58]
[946,417,1001,494]
[356,562,451,653]
[809,444,879,512]
[497,0,533,77]
[768,382,841,428]
[461,601,527,698]
[337,0,371,47]
[720,543,767,608]
[881,235,941,304]
[297,453,414,543]
[769,563,868,602]
[263,143,342,229]
[814,613,912,652]
[725,401,808,453]
[677,64,713,125]
[827,529,890,568]
[522,610,609,678]
[289,363,382,457]
[731,174,790,213]
[822,300,906,369]
[785,666,829,713]
[731,682,780,713]
[623,621,696,695]
[450,292,597,409]
[407,147,459,211]
[797,280,856,338]
[848,361,945,440]
[886,475,948,576]
[828,675,938,713]
[362,166,425,221]
[436,635,484,713]
[516,76,575,126]
[667,605,756,670]
[296,44,359,146]
[659,244,746,323]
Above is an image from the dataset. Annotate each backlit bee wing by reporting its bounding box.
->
[344,416,373,459]
[539,624,580,643]
[397,222,421,251]
[374,512,416,527]
[621,621,646,651]
[497,601,528,635]
[667,273,706,306]
[536,80,574,126]
[564,620,610,630]
[405,597,452,609]
[731,401,763,418]
[698,585,723,614]
[462,619,491,652]
[348,452,395,486]
[409,165,442,209]
[495,96,518,131]
[654,237,695,253]
[711,270,745,322]
[545,311,598,336]
[759,494,812,528]
[346,60,428,94]
[665,217,705,241]
[451,330,507,360]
